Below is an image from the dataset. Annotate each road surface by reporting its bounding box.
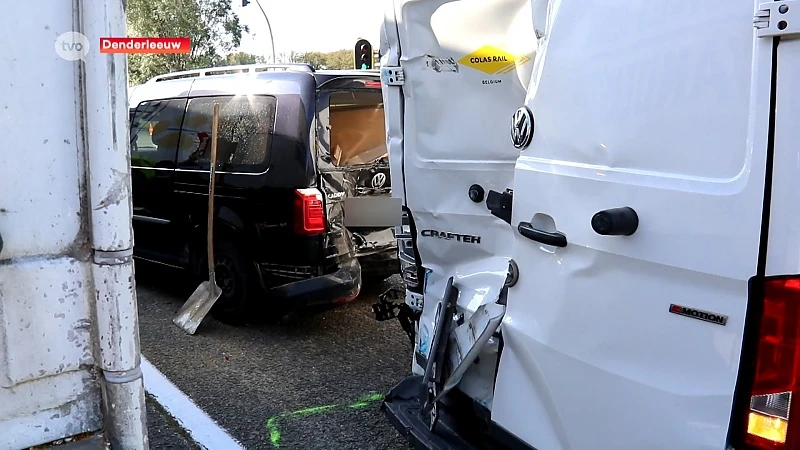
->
[135,261,414,450]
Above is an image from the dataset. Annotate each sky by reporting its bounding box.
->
[232,0,384,60]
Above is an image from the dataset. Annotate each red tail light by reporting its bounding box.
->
[740,277,800,449]
[364,81,382,88]
[293,188,326,235]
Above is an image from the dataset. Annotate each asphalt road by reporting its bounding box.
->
[134,261,414,450]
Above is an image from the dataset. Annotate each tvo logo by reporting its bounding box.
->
[55,32,90,61]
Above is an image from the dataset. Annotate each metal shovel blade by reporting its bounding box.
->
[172,274,222,335]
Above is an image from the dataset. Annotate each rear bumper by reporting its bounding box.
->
[353,227,399,279]
[382,376,480,450]
[265,257,362,309]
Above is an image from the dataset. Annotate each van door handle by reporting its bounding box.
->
[517,222,567,247]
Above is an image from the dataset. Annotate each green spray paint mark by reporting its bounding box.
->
[290,404,339,416]
[267,417,281,447]
[265,392,384,448]
[348,392,384,409]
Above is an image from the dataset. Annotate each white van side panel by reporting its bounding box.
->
[765,33,800,277]
[493,1,772,449]
[389,0,537,389]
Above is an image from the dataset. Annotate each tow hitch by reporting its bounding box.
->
[372,287,416,345]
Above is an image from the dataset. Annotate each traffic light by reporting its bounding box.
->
[354,39,372,70]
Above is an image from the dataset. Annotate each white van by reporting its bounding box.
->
[375,0,800,449]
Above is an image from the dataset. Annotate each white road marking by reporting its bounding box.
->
[141,356,247,450]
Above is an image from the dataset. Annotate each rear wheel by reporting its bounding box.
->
[194,238,255,326]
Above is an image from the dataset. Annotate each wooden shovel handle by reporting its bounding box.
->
[207,103,220,273]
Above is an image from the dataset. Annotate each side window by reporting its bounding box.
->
[130,98,187,169]
[177,95,277,173]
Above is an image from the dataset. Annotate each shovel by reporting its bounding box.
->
[172,103,223,335]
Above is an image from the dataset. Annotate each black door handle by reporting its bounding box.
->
[518,222,567,247]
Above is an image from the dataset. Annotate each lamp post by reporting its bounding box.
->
[242,0,276,64]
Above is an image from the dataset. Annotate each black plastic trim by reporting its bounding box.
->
[262,257,361,309]
[382,376,537,450]
[726,34,780,449]
[405,207,427,295]
[486,190,513,225]
[517,222,567,247]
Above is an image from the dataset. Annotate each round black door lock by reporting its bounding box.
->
[468,184,485,203]
[591,207,639,236]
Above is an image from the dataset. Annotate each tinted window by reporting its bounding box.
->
[130,98,187,169]
[177,95,277,173]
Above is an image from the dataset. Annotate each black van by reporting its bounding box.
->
[127,63,399,324]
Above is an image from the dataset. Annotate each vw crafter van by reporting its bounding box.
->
[373,0,800,449]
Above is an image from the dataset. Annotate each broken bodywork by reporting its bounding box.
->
[374,0,537,446]
[315,76,399,282]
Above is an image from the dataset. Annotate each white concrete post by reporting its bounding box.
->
[78,0,148,448]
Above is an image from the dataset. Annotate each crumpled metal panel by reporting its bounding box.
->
[315,90,396,260]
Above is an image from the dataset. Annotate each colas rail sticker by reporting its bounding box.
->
[458,45,531,75]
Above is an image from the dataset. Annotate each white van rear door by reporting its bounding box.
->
[492,1,772,449]
[384,0,537,374]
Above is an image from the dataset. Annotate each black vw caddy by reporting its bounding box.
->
[127,63,399,324]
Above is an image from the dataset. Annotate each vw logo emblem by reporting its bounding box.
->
[510,106,534,149]
[370,172,387,188]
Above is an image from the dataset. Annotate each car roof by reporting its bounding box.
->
[313,69,380,84]
[128,65,380,107]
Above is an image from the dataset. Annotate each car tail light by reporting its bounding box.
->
[293,188,326,235]
[364,81,382,88]
[739,277,800,449]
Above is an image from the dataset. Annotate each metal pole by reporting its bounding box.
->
[253,0,276,64]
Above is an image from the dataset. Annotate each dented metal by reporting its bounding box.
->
[314,84,399,279]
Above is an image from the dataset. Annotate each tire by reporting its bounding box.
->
[193,237,256,326]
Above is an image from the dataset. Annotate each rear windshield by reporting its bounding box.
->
[129,94,277,174]
[328,90,386,167]
[177,95,277,173]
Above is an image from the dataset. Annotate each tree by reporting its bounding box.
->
[292,49,359,70]
[322,49,353,70]
[297,51,327,70]
[223,51,266,66]
[126,0,248,84]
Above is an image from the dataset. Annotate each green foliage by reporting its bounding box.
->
[125,0,371,84]
[222,51,267,66]
[126,0,248,84]
[299,51,327,70]
[286,49,359,70]
[321,49,354,70]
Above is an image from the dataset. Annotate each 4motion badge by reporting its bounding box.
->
[669,304,728,326]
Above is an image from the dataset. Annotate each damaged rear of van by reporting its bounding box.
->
[376,0,800,449]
